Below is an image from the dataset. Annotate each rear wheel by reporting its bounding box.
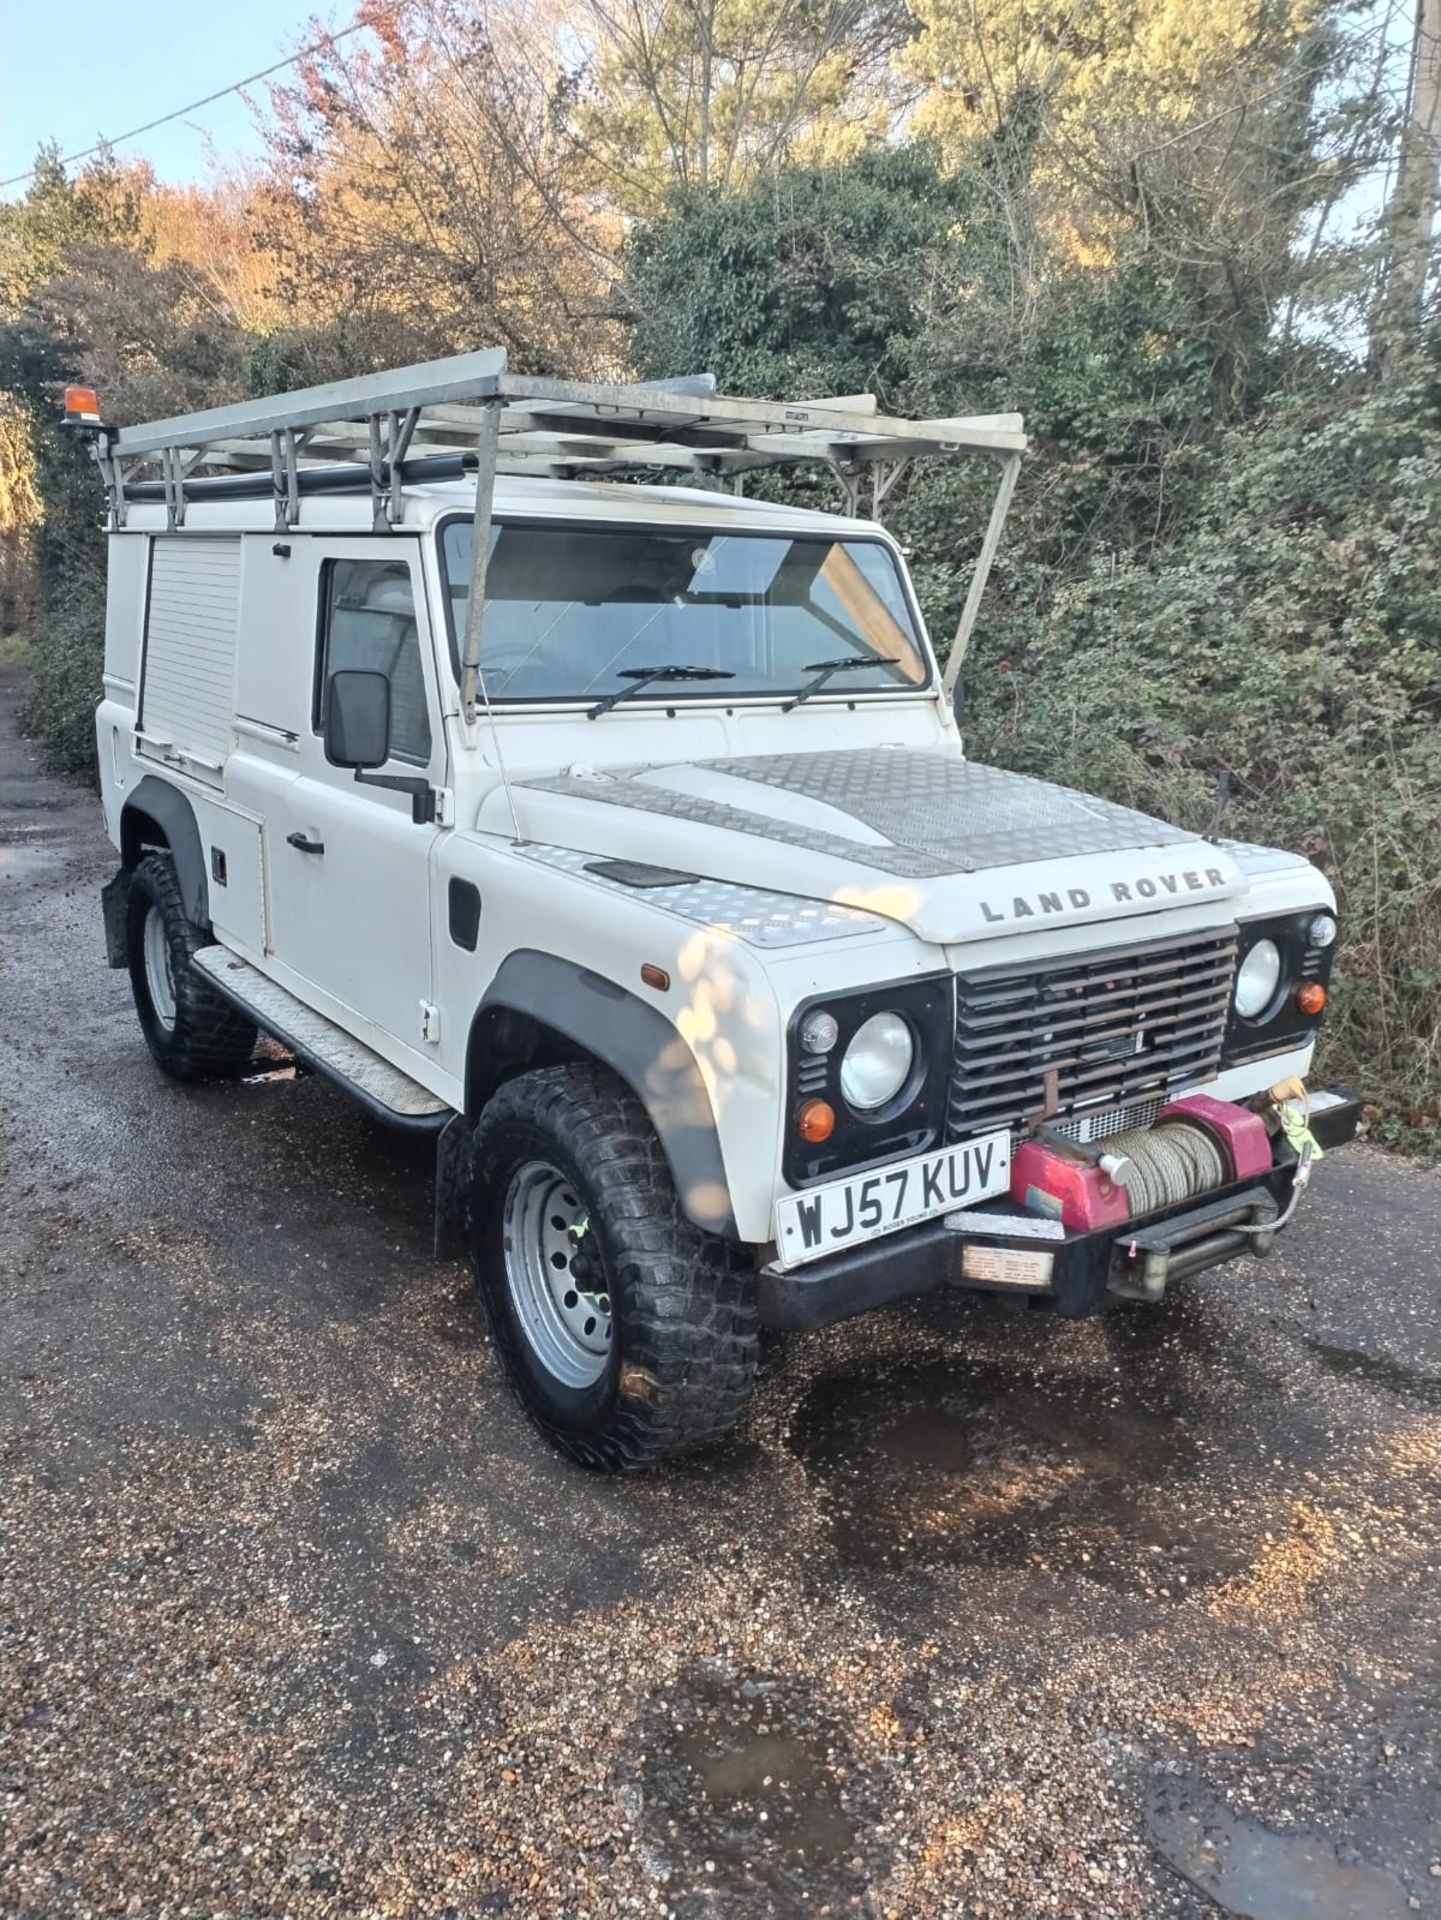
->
[126,853,258,1079]
[470,1065,759,1470]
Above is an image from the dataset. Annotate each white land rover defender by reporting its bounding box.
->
[71,352,1359,1468]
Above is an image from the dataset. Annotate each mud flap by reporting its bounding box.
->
[434,1111,474,1261]
[101,868,131,968]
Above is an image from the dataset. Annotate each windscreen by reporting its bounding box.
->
[441,520,930,703]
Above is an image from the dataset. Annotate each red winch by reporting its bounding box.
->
[1009,1093,1274,1233]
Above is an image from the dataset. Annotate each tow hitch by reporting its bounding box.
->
[1108,1186,1283,1302]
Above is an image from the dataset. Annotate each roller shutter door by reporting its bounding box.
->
[138,537,241,781]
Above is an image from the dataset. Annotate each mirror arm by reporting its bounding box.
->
[353,770,437,825]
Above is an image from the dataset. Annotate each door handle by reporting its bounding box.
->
[286,830,325,855]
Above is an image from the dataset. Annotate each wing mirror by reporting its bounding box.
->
[324,669,391,769]
[323,666,437,824]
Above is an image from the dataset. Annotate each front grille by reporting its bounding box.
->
[1052,1097,1164,1145]
[948,925,1238,1143]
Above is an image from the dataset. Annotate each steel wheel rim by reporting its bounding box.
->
[502,1160,612,1390]
[143,905,177,1032]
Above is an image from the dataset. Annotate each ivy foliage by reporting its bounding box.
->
[969,369,1441,1115]
[626,149,1441,1118]
[626,144,983,402]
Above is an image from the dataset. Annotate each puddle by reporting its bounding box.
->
[1305,1338,1441,1407]
[790,1345,1269,1592]
[637,1667,882,1914]
[1147,1779,1414,1919]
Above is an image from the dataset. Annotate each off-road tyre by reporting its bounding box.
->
[470,1064,759,1470]
[126,852,258,1079]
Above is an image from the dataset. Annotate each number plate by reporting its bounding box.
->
[773,1132,1011,1270]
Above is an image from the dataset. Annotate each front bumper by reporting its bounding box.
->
[757,1089,1362,1333]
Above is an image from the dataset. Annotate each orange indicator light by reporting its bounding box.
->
[640,963,670,992]
[1296,981,1327,1016]
[797,1100,836,1143]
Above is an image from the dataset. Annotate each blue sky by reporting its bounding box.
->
[1,0,345,197]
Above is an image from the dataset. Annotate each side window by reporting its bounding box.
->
[315,558,433,766]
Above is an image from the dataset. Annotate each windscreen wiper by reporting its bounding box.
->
[587,663,735,719]
[783,656,886,711]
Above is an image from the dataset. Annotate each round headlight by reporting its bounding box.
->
[1234,938,1282,1018]
[1306,911,1337,950]
[839,1012,914,1111]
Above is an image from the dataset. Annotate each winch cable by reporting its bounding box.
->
[1109,1121,1227,1215]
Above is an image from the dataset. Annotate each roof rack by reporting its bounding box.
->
[70,347,1025,717]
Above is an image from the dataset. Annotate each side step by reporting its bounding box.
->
[192,947,451,1133]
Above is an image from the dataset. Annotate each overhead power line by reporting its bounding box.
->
[1,16,385,191]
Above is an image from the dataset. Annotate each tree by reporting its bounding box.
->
[0,154,254,764]
[0,149,148,627]
[141,171,295,341]
[259,0,624,376]
[1374,0,1441,357]
[899,0,1338,411]
[574,0,909,214]
[0,397,40,634]
[0,146,143,315]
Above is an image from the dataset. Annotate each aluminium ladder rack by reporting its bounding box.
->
[72,347,1026,711]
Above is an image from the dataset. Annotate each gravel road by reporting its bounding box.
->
[3,667,1438,1920]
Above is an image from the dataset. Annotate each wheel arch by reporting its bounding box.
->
[119,776,209,929]
[467,951,738,1239]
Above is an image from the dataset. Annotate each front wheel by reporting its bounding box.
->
[469,1065,758,1470]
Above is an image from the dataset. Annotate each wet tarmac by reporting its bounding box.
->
[1146,1776,1417,1919]
[2,664,1439,1918]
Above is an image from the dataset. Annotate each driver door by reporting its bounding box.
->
[269,540,446,1071]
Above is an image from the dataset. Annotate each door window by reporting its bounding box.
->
[315,558,433,765]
